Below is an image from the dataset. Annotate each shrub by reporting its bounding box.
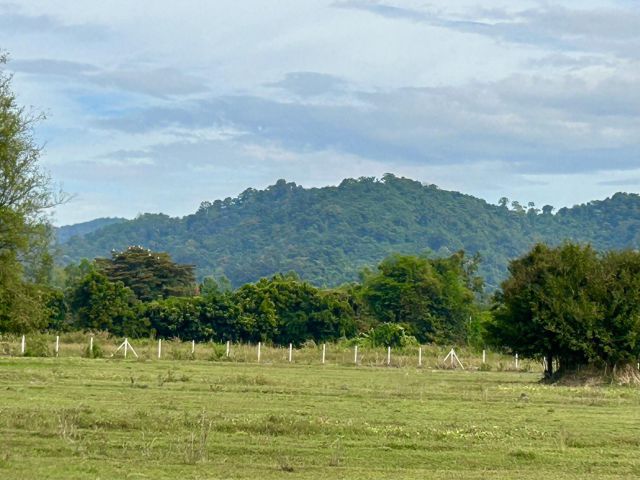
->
[366,323,417,348]
[23,334,52,357]
[83,341,103,358]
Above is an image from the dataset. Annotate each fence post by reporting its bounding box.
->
[191,340,195,355]
[322,343,326,365]
[226,340,230,357]
[55,335,59,357]
[354,345,358,365]
[387,346,391,366]
[515,353,519,369]
[89,336,94,356]
[124,338,128,359]
[158,339,162,359]
[257,342,261,363]
[21,335,25,355]
[288,343,293,363]
[418,346,422,367]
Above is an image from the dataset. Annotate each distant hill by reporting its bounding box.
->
[57,175,640,289]
[55,217,128,244]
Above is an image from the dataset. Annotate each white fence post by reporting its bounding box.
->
[482,349,486,364]
[257,342,261,363]
[515,353,519,369]
[21,335,25,355]
[55,335,59,357]
[322,343,326,365]
[191,340,195,355]
[124,338,128,359]
[158,339,162,359]
[354,345,358,365]
[387,346,391,366]
[418,346,422,367]
[226,340,230,357]
[288,343,293,363]
[89,336,94,356]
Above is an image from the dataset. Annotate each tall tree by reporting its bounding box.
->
[96,246,196,301]
[360,253,478,343]
[0,53,63,333]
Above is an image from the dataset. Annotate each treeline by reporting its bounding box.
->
[22,247,483,348]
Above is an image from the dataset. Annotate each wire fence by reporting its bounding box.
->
[0,332,543,372]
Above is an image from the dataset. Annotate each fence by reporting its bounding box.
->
[0,332,543,372]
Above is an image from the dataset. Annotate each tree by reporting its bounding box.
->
[68,270,142,336]
[360,253,478,343]
[595,250,640,366]
[487,243,636,377]
[143,296,209,341]
[96,246,195,302]
[0,52,64,333]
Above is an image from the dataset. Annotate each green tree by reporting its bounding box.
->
[143,296,208,340]
[488,243,605,377]
[96,246,195,301]
[595,250,640,366]
[0,52,64,333]
[69,270,142,336]
[360,253,477,343]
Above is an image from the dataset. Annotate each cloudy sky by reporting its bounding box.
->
[2,0,639,225]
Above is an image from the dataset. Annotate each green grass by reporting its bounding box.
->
[1,358,639,479]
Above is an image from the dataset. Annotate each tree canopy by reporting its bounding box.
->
[360,252,479,343]
[0,53,62,333]
[488,243,640,376]
[95,246,196,301]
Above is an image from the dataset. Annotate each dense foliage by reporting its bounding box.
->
[359,252,481,343]
[0,53,62,333]
[59,175,640,289]
[488,243,640,376]
[95,246,196,301]
[7,248,481,346]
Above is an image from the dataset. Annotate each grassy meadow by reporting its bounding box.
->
[1,346,639,479]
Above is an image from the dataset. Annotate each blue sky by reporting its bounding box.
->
[2,0,639,225]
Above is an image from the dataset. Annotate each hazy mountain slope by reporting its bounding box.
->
[56,217,128,244]
[58,175,640,288]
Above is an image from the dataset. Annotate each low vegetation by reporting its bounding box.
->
[1,358,639,479]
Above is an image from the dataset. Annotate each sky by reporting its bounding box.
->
[1,0,639,225]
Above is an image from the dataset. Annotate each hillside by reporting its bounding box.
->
[55,217,127,244]
[58,175,640,289]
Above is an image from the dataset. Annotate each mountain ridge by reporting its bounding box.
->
[57,174,640,289]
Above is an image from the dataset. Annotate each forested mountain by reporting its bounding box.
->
[58,175,640,289]
[56,217,127,244]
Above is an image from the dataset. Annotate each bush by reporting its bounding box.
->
[23,334,51,357]
[366,323,417,348]
[207,343,227,361]
[83,341,103,358]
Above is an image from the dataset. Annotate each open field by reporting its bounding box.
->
[1,358,639,479]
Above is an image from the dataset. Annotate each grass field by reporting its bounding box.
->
[1,357,639,479]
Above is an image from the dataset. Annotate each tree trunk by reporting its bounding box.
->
[545,353,553,378]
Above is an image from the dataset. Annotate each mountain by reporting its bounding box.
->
[57,174,640,289]
[55,217,128,244]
